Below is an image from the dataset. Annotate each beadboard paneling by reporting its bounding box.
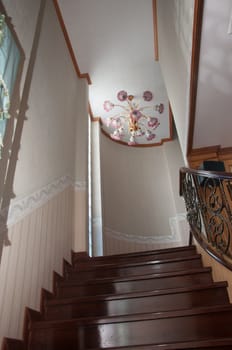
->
[73,186,87,253]
[0,185,74,344]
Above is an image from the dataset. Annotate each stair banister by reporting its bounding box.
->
[180,166,232,270]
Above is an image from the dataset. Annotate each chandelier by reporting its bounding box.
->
[102,90,164,146]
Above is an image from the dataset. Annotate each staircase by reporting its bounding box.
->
[4,245,232,349]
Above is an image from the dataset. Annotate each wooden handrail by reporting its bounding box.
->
[180,166,232,179]
[180,167,232,270]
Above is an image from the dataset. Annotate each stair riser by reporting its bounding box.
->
[72,246,196,261]
[1,339,25,350]
[73,247,197,269]
[56,272,213,298]
[28,310,232,350]
[73,345,232,350]
[45,286,229,321]
[66,258,203,280]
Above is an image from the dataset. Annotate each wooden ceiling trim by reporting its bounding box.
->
[88,102,100,123]
[152,0,159,61]
[188,144,232,171]
[53,0,92,85]
[187,0,204,156]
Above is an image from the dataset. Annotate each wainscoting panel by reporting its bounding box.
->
[0,182,74,345]
[73,182,87,253]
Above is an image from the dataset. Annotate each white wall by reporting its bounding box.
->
[0,0,88,345]
[2,0,41,90]
[163,136,186,214]
[100,133,187,254]
[193,0,232,148]
[6,0,81,197]
[73,78,89,253]
[157,0,194,158]
[163,136,189,247]
[91,121,103,256]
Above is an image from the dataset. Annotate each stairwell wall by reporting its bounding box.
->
[100,133,187,255]
[0,0,88,345]
[156,0,194,159]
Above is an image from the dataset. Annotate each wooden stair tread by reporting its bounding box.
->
[67,255,202,273]
[5,246,232,349]
[28,306,232,349]
[2,338,25,350]
[43,281,229,321]
[88,338,232,349]
[73,251,199,270]
[31,304,232,329]
[66,255,203,280]
[72,245,197,262]
[47,281,228,305]
[58,267,212,286]
[56,267,213,298]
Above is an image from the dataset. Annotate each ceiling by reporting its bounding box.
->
[57,0,172,146]
[57,0,232,152]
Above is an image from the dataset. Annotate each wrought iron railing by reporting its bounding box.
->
[180,167,232,270]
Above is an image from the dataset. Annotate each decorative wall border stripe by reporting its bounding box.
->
[104,226,178,244]
[74,181,87,191]
[0,176,87,232]
[0,175,73,229]
[169,213,189,243]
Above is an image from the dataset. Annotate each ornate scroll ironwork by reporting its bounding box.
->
[180,167,232,269]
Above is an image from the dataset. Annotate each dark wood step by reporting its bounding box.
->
[68,253,202,273]
[43,281,229,321]
[72,245,197,267]
[66,255,203,280]
[84,338,232,349]
[28,305,232,350]
[2,338,25,350]
[72,246,196,270]
[56,267,213,298]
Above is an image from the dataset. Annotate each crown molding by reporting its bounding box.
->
[187,0,204,156]
[152,0,159,61]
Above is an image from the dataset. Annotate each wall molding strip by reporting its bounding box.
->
[187,0,204,157]
[152,0,159,61]
[88,102,100,123]
[189,145,232,158]
[74,181,87,191]
[188,144,232,171]
[104,226,178,244]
